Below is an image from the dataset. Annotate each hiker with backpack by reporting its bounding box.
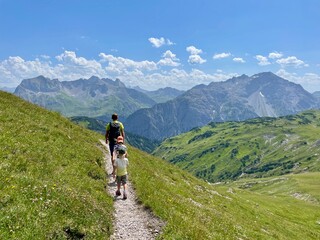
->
[105,113,125,174]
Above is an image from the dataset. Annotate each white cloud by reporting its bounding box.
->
[255,55,271,66]
[99,53,157,73]
[0,51,235,90]
[148,37,174,48]
[162,50,177,59]
[54,51,105,79]
[213,52,231,59]
[2,50,319,93]
[186,46,206,64]
[186,46,202,55]
[157,50,180,67]
[233,57,245,63]
[269,51,283,59]
[188,54,206,64]
[56,51,102,68]
[166,39,175,46]
[276,56,308,68]
[134,68,236,90]
[0,56,56,86]
[148,37,165,48]
[276,69,320,92]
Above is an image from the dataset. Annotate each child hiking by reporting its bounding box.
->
[113,146,129,200]
[105,113,125,174]
[112,136,128,176]
[113,136,128,158]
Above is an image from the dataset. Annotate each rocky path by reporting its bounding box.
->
[100,140,164,240]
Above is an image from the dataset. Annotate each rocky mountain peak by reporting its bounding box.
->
[125,72,320,140]
[16,75,61,93]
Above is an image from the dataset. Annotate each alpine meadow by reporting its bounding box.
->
[1,90,320,239]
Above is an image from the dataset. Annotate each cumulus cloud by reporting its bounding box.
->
[157,50,180,67]
[0,51,107,87]
[255,55,271,66]
[269,51,283,59]
[2,49,318,93]
[162,50,177,59]
[53,51,105,80]
[99,53,157,73]
[233,57,245,63]
[0,56,56,86]
[186,46,202,55]
[276,56,308,68]
[135,68,236,90]
[188,54,206,64]
[56,51,104,74]
[276,69,320,92]
[148,37,174,48]
[186,46,206,64]
[213,52,231,59]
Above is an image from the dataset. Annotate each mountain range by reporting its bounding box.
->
[125,72,320,140]
[13,72,320,142]
[14,76,181,121]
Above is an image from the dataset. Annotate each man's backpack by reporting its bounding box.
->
[108,122,121,143]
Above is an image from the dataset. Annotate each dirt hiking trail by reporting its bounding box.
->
[100,140,164,240]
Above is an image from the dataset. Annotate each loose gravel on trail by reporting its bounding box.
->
[100,140,164,240]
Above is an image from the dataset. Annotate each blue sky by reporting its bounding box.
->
[1,0,320,92]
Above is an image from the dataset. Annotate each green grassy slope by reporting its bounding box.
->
[0,91,113,239]
[1,91,320,239]
[153,111,320,182]
[130,148,320,239]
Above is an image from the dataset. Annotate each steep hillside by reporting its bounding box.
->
[153,110,320,182]
[130,146,320,239]
[14,75,156,119]
[0,91,113,239]
[126,72,320,140]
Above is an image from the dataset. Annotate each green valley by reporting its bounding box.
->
[153,111,320,182]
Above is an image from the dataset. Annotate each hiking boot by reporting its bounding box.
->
[123,193,127,200]
[116,190,121,196]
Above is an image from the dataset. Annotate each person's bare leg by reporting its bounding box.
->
[122,183,127,199]
[116,181,121,196]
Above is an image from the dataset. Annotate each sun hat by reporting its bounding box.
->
[118,145,126,155]
[117,136,124,143]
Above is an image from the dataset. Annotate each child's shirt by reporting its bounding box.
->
[114,157,129,176]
